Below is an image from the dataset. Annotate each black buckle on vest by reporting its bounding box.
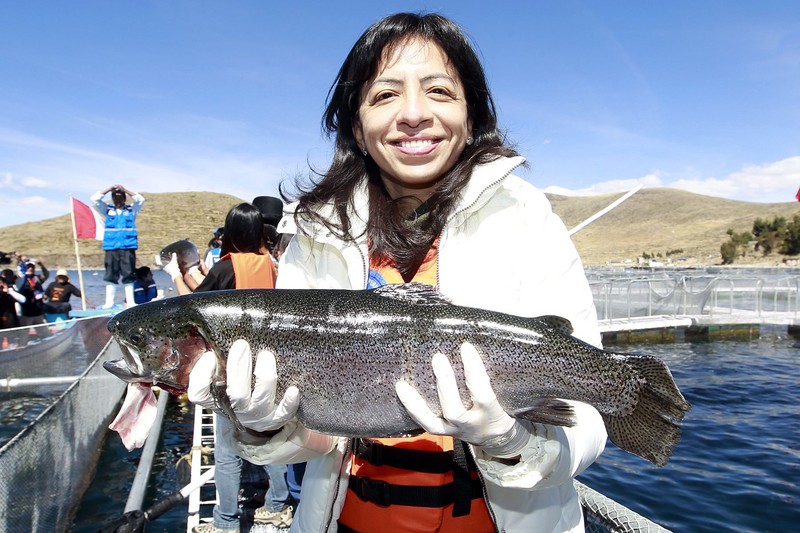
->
[350,477,391,507]
[354,438,384,466]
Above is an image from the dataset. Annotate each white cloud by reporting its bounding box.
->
[21,176,49,188]
[543,174,662,196]
[544,157,800,203]
[21,196,49,205]
[671,157,800,202]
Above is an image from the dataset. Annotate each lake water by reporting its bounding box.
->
[3,269,799,531]
[578,329,799,532]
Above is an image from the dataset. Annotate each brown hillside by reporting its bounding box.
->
[550,188,800,265]
[0,188,797,269]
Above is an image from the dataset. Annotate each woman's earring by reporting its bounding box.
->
[361,148,368,156]
[466,136,474,146]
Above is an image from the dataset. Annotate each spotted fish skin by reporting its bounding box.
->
[104,283,690,466]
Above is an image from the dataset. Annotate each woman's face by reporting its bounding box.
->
[354,37,472,200]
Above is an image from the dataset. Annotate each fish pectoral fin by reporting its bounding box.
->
[510,398,576,427]
[211,381,248,434]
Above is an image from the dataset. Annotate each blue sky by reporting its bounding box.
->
[1,1,798,228]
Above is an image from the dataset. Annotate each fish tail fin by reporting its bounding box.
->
[512,398,577,427]
[604,355,691,467]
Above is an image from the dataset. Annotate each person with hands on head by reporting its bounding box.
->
[91,184,145,308]
[189,12,606,533]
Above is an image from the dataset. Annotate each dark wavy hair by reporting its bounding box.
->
[219,203,265,257]
[292,12,518,280]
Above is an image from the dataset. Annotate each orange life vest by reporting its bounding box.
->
[337,242,495,532]
[224,252,276,289]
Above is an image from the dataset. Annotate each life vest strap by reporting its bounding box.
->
[353,438,455,473]
[347,475,483,508]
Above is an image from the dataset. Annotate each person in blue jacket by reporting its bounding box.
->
[132,266,158,304]
[91,184,145,308]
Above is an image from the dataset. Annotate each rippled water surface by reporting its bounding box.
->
[578,329,800,532]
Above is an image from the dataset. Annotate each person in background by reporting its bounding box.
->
[191,203,292,533]
[0,269,25,347]
[43,269,85,319]
[91,184,145,308]
[188,13,606,533]
[250,195,300,526]
[204,227,224,271]
[252,196,283,262]
[132,266,158,304]
[16,260,50,336]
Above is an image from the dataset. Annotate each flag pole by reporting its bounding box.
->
[69,195,88,310]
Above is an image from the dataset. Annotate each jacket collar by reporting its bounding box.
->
[447,155,525,228]
[284,155,526,243]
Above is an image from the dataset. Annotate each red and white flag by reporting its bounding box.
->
[795,187,800,202]
[72,197,105,240]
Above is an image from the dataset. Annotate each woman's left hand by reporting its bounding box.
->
[396,342,518,447]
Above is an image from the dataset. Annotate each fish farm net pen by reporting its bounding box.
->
[0,319,123,532]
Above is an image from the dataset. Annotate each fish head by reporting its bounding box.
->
[104,300,212,395]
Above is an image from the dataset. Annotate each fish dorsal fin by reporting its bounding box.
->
[537,315,574,336]
[371,283,451,306]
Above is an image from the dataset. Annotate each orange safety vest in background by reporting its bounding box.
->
[225,253,276,289]
[338,243,496,532]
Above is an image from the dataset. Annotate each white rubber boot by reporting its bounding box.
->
[101,284,116,309]
[124,284,135,307]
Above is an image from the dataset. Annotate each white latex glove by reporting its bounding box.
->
[187,339,300,433]
[396,342,528,456]
[162,252,181,280]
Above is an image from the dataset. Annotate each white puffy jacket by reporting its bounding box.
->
[232,156,608,532]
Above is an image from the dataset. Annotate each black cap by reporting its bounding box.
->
[252,196,284,227]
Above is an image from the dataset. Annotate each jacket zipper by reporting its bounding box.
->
[436,162,520,532]
[436,160,521,289]
[323,438,353,531]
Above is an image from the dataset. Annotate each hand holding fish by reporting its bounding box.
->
[396,342,529,457]
[162,252,181,280]
[188,339,300,433]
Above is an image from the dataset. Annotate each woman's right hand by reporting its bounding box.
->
[187,339,300,433]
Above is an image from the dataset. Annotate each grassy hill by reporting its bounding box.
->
[552,188,799,265]
[0,188,797,269]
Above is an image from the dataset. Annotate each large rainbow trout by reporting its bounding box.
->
[104,283,690,466]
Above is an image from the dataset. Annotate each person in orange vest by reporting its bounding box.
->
[189,13,606,533]
[191,202,292,533]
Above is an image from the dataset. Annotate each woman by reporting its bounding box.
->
[190,13,606,532]
[192,203,292,533]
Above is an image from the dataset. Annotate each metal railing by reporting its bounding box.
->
[590,272,800,325]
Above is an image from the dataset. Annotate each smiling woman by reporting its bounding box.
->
[185,12,609,533]
[353,37,473,198]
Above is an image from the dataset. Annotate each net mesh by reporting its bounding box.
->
[0,317,124,532]
[577,480,671,532]
[589,269,800,321]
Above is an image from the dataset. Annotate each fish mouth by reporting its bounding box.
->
[103,340,150,383]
